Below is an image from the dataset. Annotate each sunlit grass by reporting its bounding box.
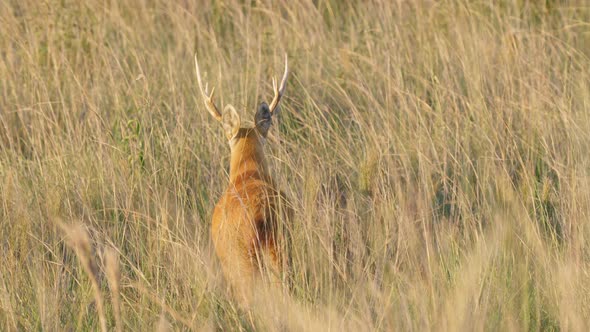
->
[1,0,590,330]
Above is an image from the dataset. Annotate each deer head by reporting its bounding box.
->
[195,54,288,142]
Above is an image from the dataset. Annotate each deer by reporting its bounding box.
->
[195,54,291,304]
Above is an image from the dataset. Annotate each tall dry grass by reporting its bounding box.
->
[1,0,590,330]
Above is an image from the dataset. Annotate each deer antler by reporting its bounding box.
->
[268,54,289,114]
[195,54,222,121]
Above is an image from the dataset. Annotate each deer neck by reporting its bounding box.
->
[229,137,271,186]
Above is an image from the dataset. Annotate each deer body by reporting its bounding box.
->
[211,128,288,295]
[195,55,290,302]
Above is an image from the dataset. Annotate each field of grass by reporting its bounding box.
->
[1,0,590,330]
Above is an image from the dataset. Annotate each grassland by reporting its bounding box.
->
[1,0,590,330]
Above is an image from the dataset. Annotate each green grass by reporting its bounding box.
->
[1,0,590,330]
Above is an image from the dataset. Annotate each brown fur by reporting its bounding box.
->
[195,55,290,303]
[211,128,290,303]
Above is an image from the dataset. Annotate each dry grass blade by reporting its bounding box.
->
[58,222,107,332]
[156,314,172,332]
[104,247,122,332]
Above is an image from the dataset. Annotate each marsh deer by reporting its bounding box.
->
[195,54,291,303]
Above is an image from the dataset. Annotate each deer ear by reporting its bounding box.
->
[255,102,272,137]
[222,105,240,140]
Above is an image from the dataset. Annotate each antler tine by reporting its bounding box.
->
[268,54,289,113]
[195,54,222,121]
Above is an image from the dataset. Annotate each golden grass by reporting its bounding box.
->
[1,0,590,330]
